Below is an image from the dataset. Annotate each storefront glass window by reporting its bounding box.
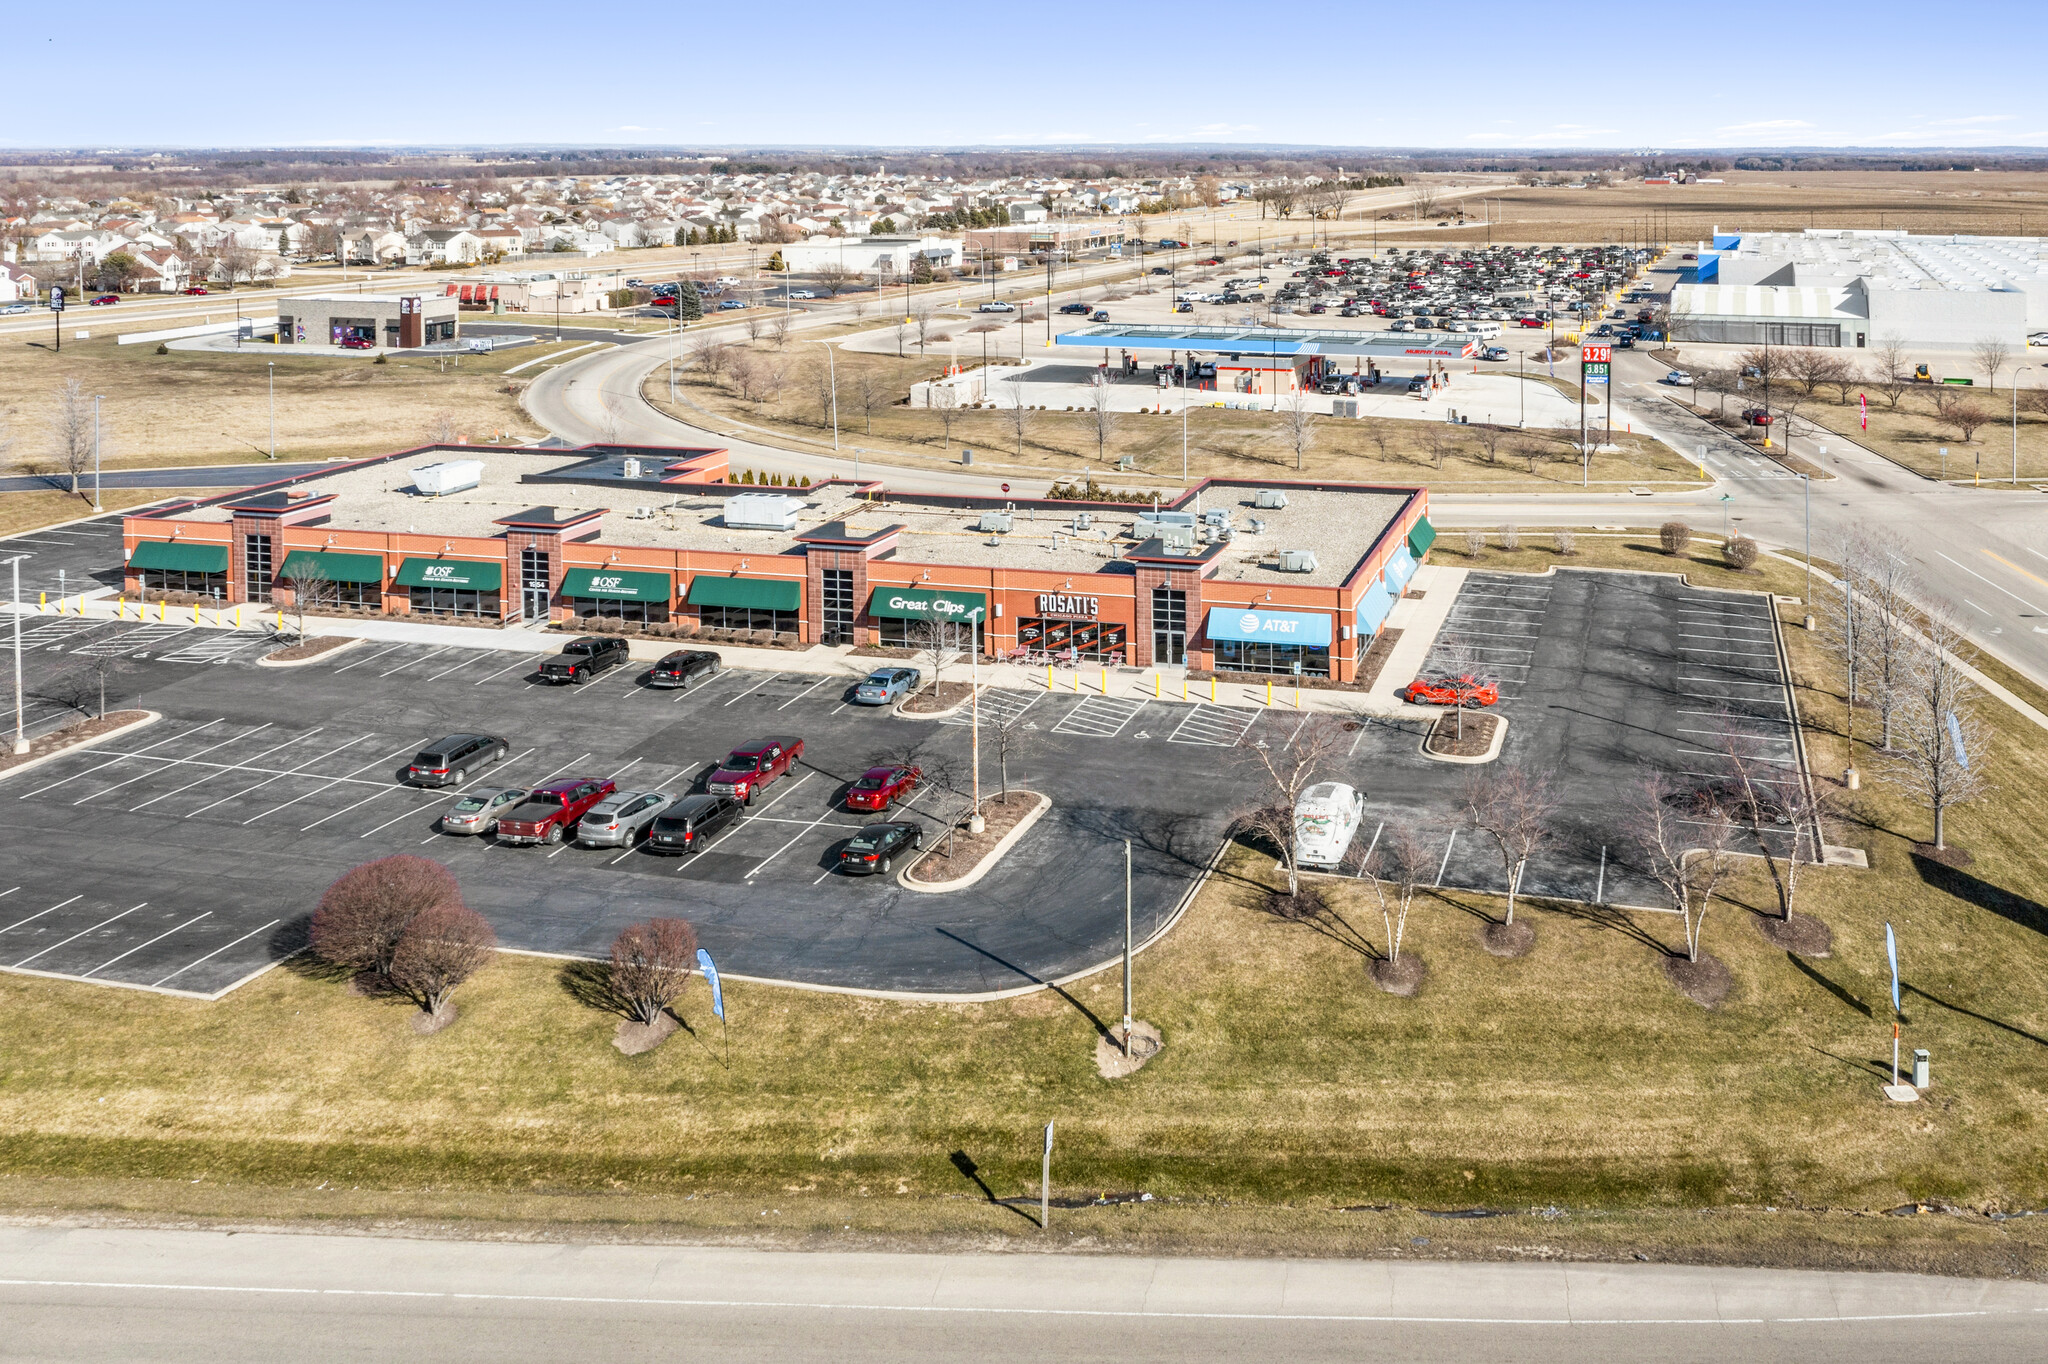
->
[1215,639,1331,677]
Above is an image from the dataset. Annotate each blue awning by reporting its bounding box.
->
[1356,580,1393,636]
[1204,606,1332,647]
[1384,545,1417,591]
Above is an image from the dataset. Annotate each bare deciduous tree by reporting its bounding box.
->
[1229,715,1350,897]
[1001,384,1032,457]
[1714,716,1823,921]
[1868,333,1912,411]
[813,263,856,297]
[768,308,794,348]
[607,918,699,1024]
[1279,387,1316,470]
[853,366,889,435]
[1971,335,2013,394]
[280,561,333,639]
[910,299,938,354]
[1934,390,1990,444]
[387,902,497,1016]
[1552,527,1577,556]
[1463,765,1558,925]
[691,336,732,383]
[1623,770,1732,963]
[1363,824,1431,964]
[1879,599,1993,850]
[309,855,461,978]
[989,705,1032,804]
[46,376,95,497]
[933,390,961,449]
[1087,380,1118,464]
[1470,421,1509,465]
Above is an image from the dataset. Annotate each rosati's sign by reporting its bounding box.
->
[884,591,976,619]
[1035,592,1099,619]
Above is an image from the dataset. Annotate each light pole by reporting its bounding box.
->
[266,364,276,459]
[91,394,103,511]
[1798,471,1812,606]
[8,554,27,755]
[2015,364,2031,485]
[968,606,984,831]
[805,338,840,450]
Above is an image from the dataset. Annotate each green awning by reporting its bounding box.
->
[1407,516,1437,557]
[129,540,227,574]
[277,549,385,584]
[393,557,504,591]
[865,586,987,622]
[560,567,672,602]
[687,574,800,612]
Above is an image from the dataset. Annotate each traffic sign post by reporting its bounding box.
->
[48,285,65,353]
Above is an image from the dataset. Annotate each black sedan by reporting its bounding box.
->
[837,821,923,875]
[647,649,721,689]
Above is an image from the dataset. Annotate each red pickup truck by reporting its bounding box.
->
[494,776,615,845]
[707,737,802,805]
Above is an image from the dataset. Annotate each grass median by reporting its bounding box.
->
[2,539,2045,1264]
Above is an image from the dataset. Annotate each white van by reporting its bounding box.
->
[1294,782,1366,872]
[1466,321,1504,339]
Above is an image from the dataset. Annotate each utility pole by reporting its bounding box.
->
[91,395,104,512]
[267,363,276,459]
[1040,1119,1054,1231]
[1122,839,1133,1052]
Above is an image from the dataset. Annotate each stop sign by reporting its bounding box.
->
[1001,483,1010,493]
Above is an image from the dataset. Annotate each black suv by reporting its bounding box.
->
[538,636,630,684]
[1058,302,1091,315]
[648,649,721,690]
[645,794,744,854]
[408,734,510,787]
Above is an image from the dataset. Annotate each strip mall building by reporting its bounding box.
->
[119,445,1434,682]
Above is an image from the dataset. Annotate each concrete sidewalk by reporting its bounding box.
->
[12,576,1461,718]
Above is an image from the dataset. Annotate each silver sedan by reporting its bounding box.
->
[576,790,675,847]
[440,787,528,836]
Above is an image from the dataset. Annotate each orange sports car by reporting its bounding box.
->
[1403,675,1500,708]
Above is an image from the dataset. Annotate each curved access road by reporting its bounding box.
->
[6,1223,2045,1363]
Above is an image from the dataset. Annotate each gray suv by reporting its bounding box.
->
[407,734,509,787]
[576,790,675,848]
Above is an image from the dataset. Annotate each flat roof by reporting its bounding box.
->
[151,447,1412,589]
[1055,324,1479,359]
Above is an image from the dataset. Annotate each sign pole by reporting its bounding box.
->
[1123,839,1134,1053]
[1041,1119,1054,1230]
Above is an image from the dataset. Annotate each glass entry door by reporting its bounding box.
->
[1151,586,1186,665]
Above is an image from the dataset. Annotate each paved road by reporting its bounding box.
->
[4,1224,2043,1363]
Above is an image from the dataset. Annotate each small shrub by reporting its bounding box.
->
[1497,523,1521,551]
[1722,535,1759,570]
[155,343,169,355]
[1552,528,1577,556]
[608,918,700,1024]
[387,902,497,1015]
[372,353,388,365]
[1463,529,1487,556]
[1659,521,1692,555]
[310,855,461,977]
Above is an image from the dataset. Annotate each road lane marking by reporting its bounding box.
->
[1938,551,2048,616]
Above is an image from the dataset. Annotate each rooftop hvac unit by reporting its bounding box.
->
[1202,508,1230,527]
[722,493,801,531]
[1160,525,1199,554]
[628,505,654,520]
[410,459,483,497]
[977,511,1014,533]
[621,457,643,480]
[1254,489,1288,509]
[1072,512,1091,531]
[1277,549,1318,573]
[1247,517,1267,535]
[1138,509,1198,534]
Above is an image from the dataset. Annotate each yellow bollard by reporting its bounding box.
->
[1046,663,1053,691]
[276,609,283,631]
[1072,669,1079,694]
[117,597,126,620]
[38,592,46,611]
[1100,667,1107,695]
[236,605,243,629]
[1295,683,1301,709]
[193,603,200,625]
[1266,678,1273,707]
[1181,677,1188,701]
[1154,673,1161,699]
[1210,677,1216,703]
[159,598,166,622]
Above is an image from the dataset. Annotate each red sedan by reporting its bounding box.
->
[1403,675,1500,708]
[846,764,920,812]
[89,294,120,306]
[182,286,210,295]
[1517,316,1547,327]
[340,335,374,350]
[1741,407,1775,426]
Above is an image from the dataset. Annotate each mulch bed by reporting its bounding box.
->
[905,792,1043,884]
[1911,841,1974,869]
[409,1003,459,1035]
[1369,954,1428,997]
[848,645,917,660]
[901,681,978,714]
[1752,912,1834,957]
[614,1012,680,1055]
[1426,711,1498,757]
[0,710,148,777]
[1355,627,1404,692]
[1662,951,1733,1009]
[265,635,356,663]
[1095,1020,1163,1079]
[1479,919,1536,958]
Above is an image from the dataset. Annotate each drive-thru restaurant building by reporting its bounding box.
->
[120,444,1434,683]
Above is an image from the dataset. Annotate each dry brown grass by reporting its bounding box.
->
[0,489,173,538]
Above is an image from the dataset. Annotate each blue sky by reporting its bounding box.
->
[7,1,2045,151]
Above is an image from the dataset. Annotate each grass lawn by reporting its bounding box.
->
[0,489,175,539]
[645,340,1701,492]
[1789,384,2048,482]
[3,538,2046,1270]
[2,327,551,476]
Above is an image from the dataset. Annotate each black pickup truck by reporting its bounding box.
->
[538,636,631,684]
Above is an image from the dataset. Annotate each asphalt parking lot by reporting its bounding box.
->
[0,568,1802,999]
[1,509,146,599]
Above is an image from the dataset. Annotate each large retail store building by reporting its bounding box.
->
[120,444,1434,682]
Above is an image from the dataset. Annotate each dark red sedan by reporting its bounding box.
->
[89,294,120,306]
[846,764,920,812]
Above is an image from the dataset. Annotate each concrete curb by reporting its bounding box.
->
[897,791,1052,894]
[1419,712,1508,764]
[892,685,981,723]
[256,637,365,669]
[0,710,161,785]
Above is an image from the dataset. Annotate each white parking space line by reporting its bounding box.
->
[744,807,842,879]
[185,735,382,819]
[1167,702,1259,747]
[1051,695,1147,738]
[0,888,14,899]
[0,896,80,936]
[520,752,594,788]
[1676,675,1784,688]
[151,919,281,989]
[606,757,645,783]
[473,654,538,685]
[380,646,452,677]
[1677,745,1794,764]
[126,729,323,812]
[242,740,426,825]
[159,631,272,665]
[1682,767,1800,787]
[1432,628,1540,641]
[419,651,490,682]
[83,725,281,808]
[332,643,405,674]
[742,770,814,819]
[777,676,833,710]
[358,798,450,839]
[723,672,781,706]
[942,689,1041,728]
[12,903,146,969]
[15,719,227,800]
[81,913,212,978]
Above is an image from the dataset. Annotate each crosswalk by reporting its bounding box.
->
[940,688,1042,729]
[1050,694,1148,738]
[1167,702,1260,746]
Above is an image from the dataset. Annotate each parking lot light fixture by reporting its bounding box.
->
[8,555,27,755]
[2013,366,2031,484]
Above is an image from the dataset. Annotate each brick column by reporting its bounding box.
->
[804,547,866,646]
[503,530,566,622]
[1131,565,1204,668]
